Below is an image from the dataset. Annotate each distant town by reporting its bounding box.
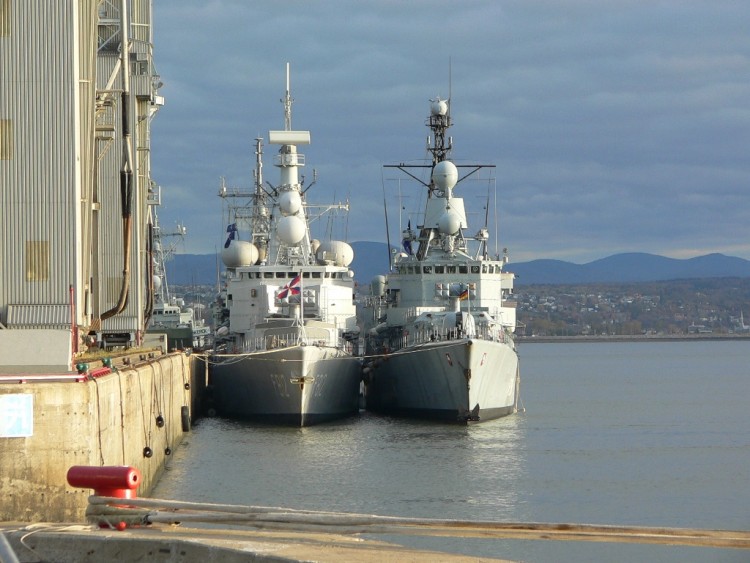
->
[514,277,750,337]
[173,276,750,340]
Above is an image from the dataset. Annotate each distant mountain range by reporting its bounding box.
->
[165,243,750,287]
[509,252,750,285]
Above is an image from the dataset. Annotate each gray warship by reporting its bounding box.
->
[361,96,520,423]
[209,64,361,426]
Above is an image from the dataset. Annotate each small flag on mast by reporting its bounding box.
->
[277,274,302,300]
[224,223,238,249]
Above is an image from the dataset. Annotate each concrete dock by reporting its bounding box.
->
[0,351,200,523]
[0,522,512,563]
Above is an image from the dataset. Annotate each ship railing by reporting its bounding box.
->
[394,324,512,351]
[241,332,339,352]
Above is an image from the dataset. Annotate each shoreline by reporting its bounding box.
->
[515,334,750,344]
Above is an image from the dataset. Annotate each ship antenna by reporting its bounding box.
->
[282,62,293,131]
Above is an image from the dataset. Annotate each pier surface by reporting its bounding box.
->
[0,523,511,562]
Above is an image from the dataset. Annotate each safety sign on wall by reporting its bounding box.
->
[0,394,34,437]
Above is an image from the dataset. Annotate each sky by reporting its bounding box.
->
[150,0,750,264]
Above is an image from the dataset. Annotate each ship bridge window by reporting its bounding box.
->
[470,266,479,273]
[423,266,432,274]
[287,272,296,278]
[435,266,444,274]
[264,272,273,278]
[312,272,321,278]
[276,272,286,278]
[447,266,456,274]
[303,272,311,278]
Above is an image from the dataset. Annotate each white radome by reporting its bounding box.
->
[279,190,302,216]
[315,240,354,267]
[432,160,458,190]
[277,215,306,245]
[221,240,259,268]
[430,99,448,116]
[153,275,162,291]
[438,210,461,235]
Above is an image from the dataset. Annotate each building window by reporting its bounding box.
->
[26,241,50,282]
[0,120,11,159]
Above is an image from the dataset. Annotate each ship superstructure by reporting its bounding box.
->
[146,216,211,350]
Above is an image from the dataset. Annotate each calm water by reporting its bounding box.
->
[153,341,750,562]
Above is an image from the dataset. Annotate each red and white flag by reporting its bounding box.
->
[277,274,301,300]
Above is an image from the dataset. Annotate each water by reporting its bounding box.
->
[153,341,750,562]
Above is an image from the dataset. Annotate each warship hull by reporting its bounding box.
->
[364,338,519,423]
[210,346,362,426]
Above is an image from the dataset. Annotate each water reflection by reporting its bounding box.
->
[154,411,529,524]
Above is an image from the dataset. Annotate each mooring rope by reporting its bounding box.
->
[85,496,750,550]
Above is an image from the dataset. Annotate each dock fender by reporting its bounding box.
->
[181,405,191,432]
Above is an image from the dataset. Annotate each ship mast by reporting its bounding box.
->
[427,97,452,166]
[251,137,270,263]
[282,63,293,131]
[268,63,312,267]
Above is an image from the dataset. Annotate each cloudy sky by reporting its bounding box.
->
[150,1,750,264]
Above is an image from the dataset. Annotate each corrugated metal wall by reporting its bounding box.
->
[0,0,159,353]
[0,1,87,318]
[78,1,98,326]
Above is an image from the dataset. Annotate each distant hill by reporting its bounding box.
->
[350,241,393,286]
[165,254,220,286]
[165,246,750,287]
[510,252,750,285]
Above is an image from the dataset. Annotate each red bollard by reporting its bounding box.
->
[66,465,142,499]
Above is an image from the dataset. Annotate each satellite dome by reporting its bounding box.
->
[432,160,458,191]
[315,240,354,267]
[153,275,162,291]
[438,210,461,235]
[277,215,306,245]
[279,190,302,216]
[430,99,448,116]
[311,239,321,254]
[221,240,259,268]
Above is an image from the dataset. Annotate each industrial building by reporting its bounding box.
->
[0,1,164,372]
